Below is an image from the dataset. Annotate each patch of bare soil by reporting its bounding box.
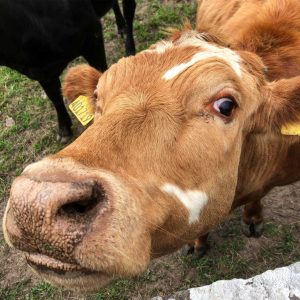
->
[264,182,300,224]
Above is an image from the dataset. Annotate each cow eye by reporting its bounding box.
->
[213,97,236,117]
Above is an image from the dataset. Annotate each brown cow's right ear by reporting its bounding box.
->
[265,76,300,131]
[62,64,101,104]
[250,76,300,134]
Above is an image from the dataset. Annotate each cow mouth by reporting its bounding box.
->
[26,253,91,275]
[25,253,113,291]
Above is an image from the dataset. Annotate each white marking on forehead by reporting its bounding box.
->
[161,183,208,224]
[162,43,241,80]
[148,40,174,54]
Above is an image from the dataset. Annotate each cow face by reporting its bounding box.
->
[3,29,300,291]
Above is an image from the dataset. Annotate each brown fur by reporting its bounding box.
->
[3,0,300,292]
[63,64,101,104]
[197,0,300,80]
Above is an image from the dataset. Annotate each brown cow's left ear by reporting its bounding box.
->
[263,76,300,133]
[62,64,101,105]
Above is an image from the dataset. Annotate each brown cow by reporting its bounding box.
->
[3,0,300,292]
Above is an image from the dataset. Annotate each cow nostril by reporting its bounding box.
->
[57,183,106,219]
[61,197,97,214]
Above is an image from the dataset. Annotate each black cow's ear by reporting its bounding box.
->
[265,76,300,133]
[62,64,101,104]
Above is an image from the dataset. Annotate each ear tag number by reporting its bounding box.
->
[69,95,94,126]
[281,122,300,136]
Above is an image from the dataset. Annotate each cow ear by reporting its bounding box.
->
[261,76,300,133]
[62,64,101,104]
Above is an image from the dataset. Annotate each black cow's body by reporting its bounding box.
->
[0,0,136,142]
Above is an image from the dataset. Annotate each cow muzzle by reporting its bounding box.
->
[2,159,131,291]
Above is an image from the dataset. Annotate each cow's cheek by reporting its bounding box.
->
[73,193,152,277]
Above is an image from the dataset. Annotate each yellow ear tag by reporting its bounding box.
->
[281,122,300,136]
[69,95,94,126]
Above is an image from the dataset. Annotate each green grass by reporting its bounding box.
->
[260,224,300,266]
[264,222,280,237]
[179,217,248,284]
[102,0,197,58]
[0,281,65,300]
[0,280,31,300]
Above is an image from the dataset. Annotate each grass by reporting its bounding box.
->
[0,281,65,300]
[0,0,299,299]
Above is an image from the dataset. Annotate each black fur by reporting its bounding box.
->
[0,0,136,142]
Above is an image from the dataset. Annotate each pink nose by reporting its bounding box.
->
[5,174,108,263]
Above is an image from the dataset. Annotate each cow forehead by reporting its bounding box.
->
[147,30,242,78]
[99,31,242,98]
[162,44,241,80]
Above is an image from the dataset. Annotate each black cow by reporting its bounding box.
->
[0,0,136,142]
